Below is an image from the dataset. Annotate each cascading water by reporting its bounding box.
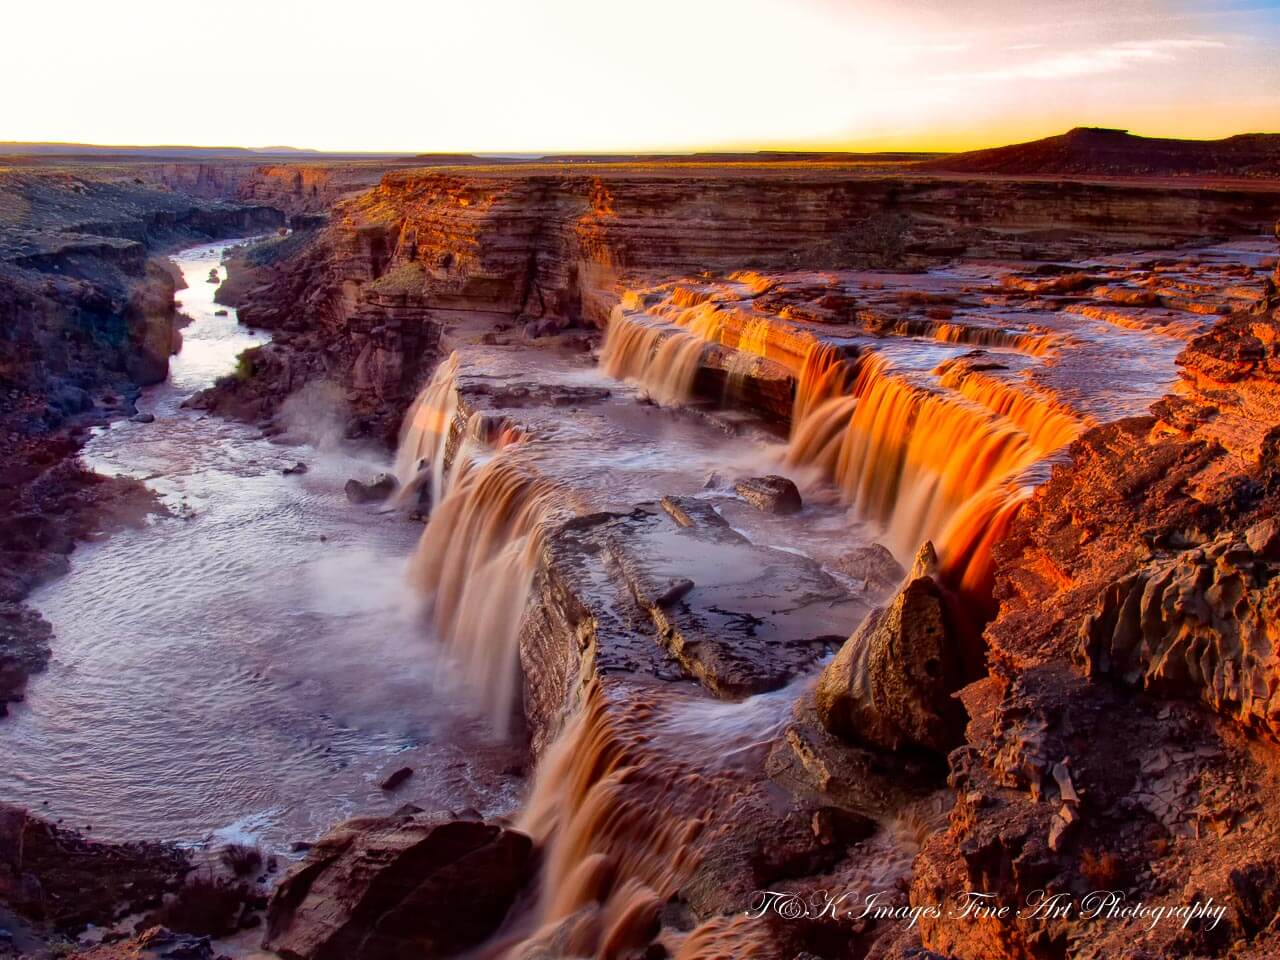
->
[887,317,1060,356]
[482,674,930,959]
[498,682,704,958]
[599,299,721,406]
[409,451,555,734]
[934,358,1087,453]
[784,346,1070,597]
[395,362,556,734]
[597,284,1079,598]
[391,351,461,506]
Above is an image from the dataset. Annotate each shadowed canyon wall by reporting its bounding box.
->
[0,170,283,708]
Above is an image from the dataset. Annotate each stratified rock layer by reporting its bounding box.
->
[264,815,534,960]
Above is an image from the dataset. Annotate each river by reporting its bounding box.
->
[0,239,521,854]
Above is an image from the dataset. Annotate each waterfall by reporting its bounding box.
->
[595,287,1078,600]
[409,450,554,735]
[393,354,553,734]
[784,346,1075,598]
[484,679,786,958]
[887,317,1060,356]
[391,351,460,506]
[598,299,725,407]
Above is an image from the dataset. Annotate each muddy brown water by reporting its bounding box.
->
[0,239,523,853]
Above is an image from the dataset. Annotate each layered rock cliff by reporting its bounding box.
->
[196,163,1280,443]
[0,170,284,709]
[132,161,396,220]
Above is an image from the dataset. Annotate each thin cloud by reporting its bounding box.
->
[965,37,1229,82]
[889,41,971,55]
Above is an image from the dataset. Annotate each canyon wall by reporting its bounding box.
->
[0,170,284,709]
[199,165,1280,444]
[132,161,395,220]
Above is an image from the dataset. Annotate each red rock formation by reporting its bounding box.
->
[264,815,534,960]
[906,228,1280,959]
[815,543,968,754]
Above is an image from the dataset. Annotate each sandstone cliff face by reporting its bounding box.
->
[203,164,1280,446]
[905,227,1280,959]
[263,166,1280,330]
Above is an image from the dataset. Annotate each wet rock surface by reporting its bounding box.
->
[264,814,534,960]
[815,543,967,754]
[734,474,803,514]
[834,542,905,597]
[343,473,397,504]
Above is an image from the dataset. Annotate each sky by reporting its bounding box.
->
[5,0,1279,153]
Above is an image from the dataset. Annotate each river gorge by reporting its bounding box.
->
[2,147,1280,960]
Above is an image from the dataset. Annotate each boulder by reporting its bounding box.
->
[130,412,156,424]
[379,767,413,791]
[814,543,966,753]
[733,475,802,515]
[264,815,533,960]
[833,543,905,596]
[344,474,398,504]
[282,462,308,476]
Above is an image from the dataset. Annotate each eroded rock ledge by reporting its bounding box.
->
[906,247,1280,959]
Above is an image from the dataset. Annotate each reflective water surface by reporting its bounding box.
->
[0,240,520,852]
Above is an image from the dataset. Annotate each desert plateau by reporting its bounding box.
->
[3,2,1280,958]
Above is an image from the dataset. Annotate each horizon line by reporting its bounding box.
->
[5,126,1280,159]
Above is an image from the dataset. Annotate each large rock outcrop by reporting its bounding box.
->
[1078,524,1280,738]
[264,814,534,960]
[815,542,967,754]
[904,226,1280,959]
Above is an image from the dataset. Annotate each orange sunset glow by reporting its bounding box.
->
[5,0,1279,152]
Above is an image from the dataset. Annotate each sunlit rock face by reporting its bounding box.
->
[907,229,1280,960]
[188,167,1280,959]
[815,542,969,755]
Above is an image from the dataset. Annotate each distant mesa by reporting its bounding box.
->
[920,127,1280,178]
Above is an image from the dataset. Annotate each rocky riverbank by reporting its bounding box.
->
[4,153,1280,959]
[204,162,1280,958]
